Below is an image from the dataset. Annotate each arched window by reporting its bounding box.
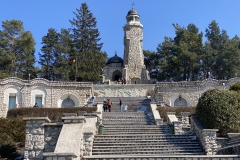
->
[174,98,188,107]
[61,96,75,108]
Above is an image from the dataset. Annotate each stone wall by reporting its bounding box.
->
[191,116,218,155]
[94,84,155,97]
[44,123,63,152]
[152,77,240,107]
[0,77,93,118]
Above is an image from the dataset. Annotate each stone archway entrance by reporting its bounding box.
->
[174,98,188,106]
[61,97,75,108]
[112,70,122,81]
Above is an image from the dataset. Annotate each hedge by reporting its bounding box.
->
[196,89,240,136]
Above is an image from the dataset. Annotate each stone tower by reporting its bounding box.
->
[122,7,149,84]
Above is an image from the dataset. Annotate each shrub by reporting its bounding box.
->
[0,118,25,159]
[7,107,97,122]
[196,89,240,136]
[157,106,196,122]
[229,82,240,92]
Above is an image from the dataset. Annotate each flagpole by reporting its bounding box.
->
[75,57,77,82]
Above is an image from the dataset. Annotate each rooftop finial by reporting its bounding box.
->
[131,2,135,9]
[115,51,117,56]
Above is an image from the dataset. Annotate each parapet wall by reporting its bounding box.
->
[94,84,155,97]
[152,77,240,106]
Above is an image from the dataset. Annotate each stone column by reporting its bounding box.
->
[83,132,94,156]
[180,112,190,127]
[201,129,219,155]
[23,117,51,160]
[173,121,183,135]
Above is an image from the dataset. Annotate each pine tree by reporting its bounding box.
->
[39,28,58,80]
[69,3,107,81]
[0,20,35,79]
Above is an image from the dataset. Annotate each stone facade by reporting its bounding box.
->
[94,84,155,97]
[152,77,240,107]
[0,77,93,118]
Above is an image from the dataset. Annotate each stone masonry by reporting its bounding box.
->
[0,77,93,118]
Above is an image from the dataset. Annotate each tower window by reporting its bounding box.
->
[135,17,139,21]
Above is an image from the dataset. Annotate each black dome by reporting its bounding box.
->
[127,8,139,16]
[106,54,123,65]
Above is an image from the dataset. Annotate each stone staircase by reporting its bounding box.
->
[94,97,151,111]
[83,111,204,159]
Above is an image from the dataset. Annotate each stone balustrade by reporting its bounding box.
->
[150,102,162,125]
[191,116,218,155]
[24,112,99,160]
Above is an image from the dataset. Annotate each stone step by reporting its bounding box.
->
[103,125,168,128]
[94,139,199,143]
[92,147,203,152]
[104,128,169,134]
[93,143,201,147]
[102,112,146,115]
[92,150,204,155]
[102,122,151,125]
[93,142,200,147]
[95,134,195,138]
[93,145,202,150]
[103,132,169,135]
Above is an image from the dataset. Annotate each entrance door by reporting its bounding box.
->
[35,97,42,107]
[9,96,16,110]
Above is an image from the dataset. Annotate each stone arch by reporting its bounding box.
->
[170,94,192,107]
[112,70,122,81]
[31,87,47,107]
[4,86,22,110]
[57,94,79,108]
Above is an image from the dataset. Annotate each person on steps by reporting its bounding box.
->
[119,98,123,112]
[103,99,107,112]
[107,99,112,112]
[124,104,128,112]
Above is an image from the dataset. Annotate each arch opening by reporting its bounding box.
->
[112,70,122,81]
[174,98,188,107]
[61,96,75,108]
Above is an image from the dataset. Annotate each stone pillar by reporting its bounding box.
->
[83,132,94,156]
[23,117,51,160]
[180,112,190,127]
[173,121,183,135]
[201,129,219,155]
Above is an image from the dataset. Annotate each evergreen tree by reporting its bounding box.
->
[143,50,159,79]
[54,28,73,81]
[204,20,229,79]
[39,28,58,80]
[69,3,107,81]
[0,20,35,79]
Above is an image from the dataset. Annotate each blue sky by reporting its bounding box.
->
[1,0,240,64]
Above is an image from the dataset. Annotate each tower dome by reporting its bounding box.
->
[127,8,139,17]
[106,53,123,66]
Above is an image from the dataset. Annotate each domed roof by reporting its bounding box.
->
[127,8,139,16]
[106,54,123,65]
